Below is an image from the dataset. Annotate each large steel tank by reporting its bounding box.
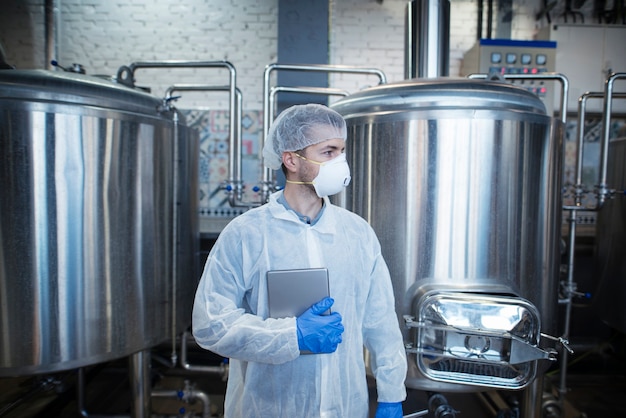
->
[332,78,562,392]
[594,137,626,333]
[0,69,199,376]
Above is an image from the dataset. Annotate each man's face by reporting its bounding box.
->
[301,137,345,162]
[296,138,346,183]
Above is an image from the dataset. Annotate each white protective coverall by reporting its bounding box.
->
[192,191,407,418]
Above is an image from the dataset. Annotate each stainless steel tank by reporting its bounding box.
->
[0,69,199,376]
[332,78,562,392]
[593,137,626,333]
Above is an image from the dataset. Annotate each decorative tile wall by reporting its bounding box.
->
[182,109,265,219]
[183,109,626,233]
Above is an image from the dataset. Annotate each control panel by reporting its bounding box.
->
[461,39,557,114]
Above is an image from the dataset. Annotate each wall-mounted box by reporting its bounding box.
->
[537,24,626,115]
[461,39,557,114]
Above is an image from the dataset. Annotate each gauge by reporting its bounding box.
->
[490,52,502,64]
[506,53,517,64]
[536,54,547,66]
[521,54,532,65]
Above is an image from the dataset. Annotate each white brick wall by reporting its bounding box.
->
[0,0,559,110]
[329,0,406,94]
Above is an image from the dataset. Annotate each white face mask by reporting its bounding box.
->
[288,153,352,197]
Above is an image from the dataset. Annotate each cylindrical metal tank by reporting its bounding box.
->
[594,137,626,333]
[0,69,199,376]
[332,78,562,392]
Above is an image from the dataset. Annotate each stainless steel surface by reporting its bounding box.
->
[467,72,569,125]
[0,69,199,376]
[593,137,626,333]
[332,78,562,392]
[407,293,549,389]
[129,351,151,418]
[405,0,450,79]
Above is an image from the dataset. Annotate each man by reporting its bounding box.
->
[192,104,407,418]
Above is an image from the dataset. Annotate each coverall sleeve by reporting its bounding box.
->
[191,226,301,365]
[362,247,408,403]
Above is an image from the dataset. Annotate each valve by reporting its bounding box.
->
[158,95,181,113]
[51,60,86,74]
[427,393,458,418]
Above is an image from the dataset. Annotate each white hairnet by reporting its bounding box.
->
[262,103,347,170]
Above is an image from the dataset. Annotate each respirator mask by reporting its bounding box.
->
[289,153,351,197]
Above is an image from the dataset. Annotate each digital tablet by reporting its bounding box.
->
[266,268,330,318]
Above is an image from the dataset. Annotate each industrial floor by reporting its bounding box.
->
[1,332,625,418]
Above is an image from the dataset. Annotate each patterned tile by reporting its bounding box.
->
[182,109,264,218]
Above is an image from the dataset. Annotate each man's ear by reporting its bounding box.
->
[282,151,298,173]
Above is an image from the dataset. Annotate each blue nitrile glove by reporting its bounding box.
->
[296,297,344,353]
[374,402,403,418]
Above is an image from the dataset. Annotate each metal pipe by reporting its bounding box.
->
[558,90,586,397]
[180,330,228,376]
[129,351,151,418]
[417,0,450,78]
[77,363,212,418]
[152,388,211,418]
[570,91,626,210]
[44,0,59,70]
[403,410,429,417]
[164,83,250,208]
[116,61,237,198]
[405,1,415,79]
[477,0,484,40]
[261,63,387,202]
[557,90,626,405]
[171,110,180,368]
[404,0,450,79]
[268,86,350,121]
[487,0,493,39]
[521,377,542,418]
[598,72,626,207]
[559,205,577,403]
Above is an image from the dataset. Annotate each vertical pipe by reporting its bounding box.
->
[405,1,415,79]
[171,111,179,367]
[487,0,493,39]
[44,0,58,70]
[129,351,151,418]
[477,0,483,40]
[598,73,626,206]
[406,0,450,79]
[520,378,543,418]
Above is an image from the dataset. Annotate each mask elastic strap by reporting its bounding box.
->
[286,153,319,186]
[293,153,323,165]
[285,179,314,185]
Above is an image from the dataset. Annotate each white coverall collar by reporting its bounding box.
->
[268,191,336,234]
